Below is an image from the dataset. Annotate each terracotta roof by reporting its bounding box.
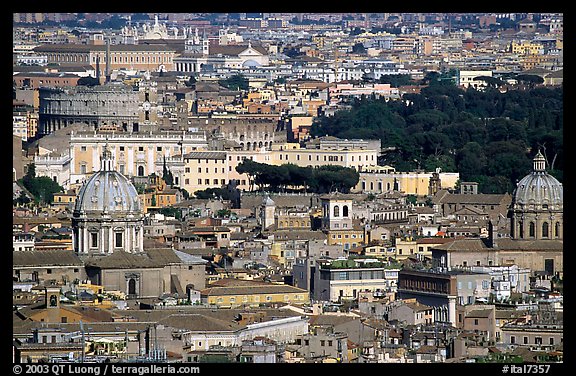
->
[13,250,83,267]
[83,251,164,269]
[405,302,433,312]
[158,313,241,332]
[432,238,563,252]
[416,237,454,245]
[200,284,307,296]
[435,193,512,205]
[308,315,358,327]
[465,308,493,318]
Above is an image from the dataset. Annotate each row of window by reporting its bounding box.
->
[214,294,305,303]
[279,154,375,162]
[330,233,361,239]
[184,178,227,186]
[88,231,136,248]
[361,181,393,191]
[185,167,227,174]
[509,336,560,345]
[517,221,561,238]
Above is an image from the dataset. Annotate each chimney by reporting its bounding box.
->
[488,220,498,248]
[105,38,111,83]
[95,55,100,82]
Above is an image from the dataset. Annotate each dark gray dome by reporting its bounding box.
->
[73,145,141,215]
[74,170,141,214]
[513,150,563,208]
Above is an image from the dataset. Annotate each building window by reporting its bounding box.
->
[542,222,549,238]
[91,233,98,248]
[115,232,123,248]
[535,337,542,345]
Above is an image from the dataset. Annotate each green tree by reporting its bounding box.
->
[77,76,100,86]
[162,157,174,187]
[219,74,249,91]
[351,42,367,54]
[19,163,64,204]
[158,206,181,220]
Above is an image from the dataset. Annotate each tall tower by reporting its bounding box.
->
[202,29,209,56]
[320,193,353,230]
[261,195,276,230]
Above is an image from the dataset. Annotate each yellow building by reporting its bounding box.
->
[138,174,182,213]
[275,207,312,230]
[52,191,77,210]
[393,236,453,261]
[200,279,310,308]
[326,228,366,251]
[355,165,459,196]
[511,41,544,55]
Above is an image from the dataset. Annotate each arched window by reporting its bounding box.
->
[518,221,524,238]
[343,205,349,217]
[333,205,340,217]
[542,222,549,238]
[138,166,144,177]
[128,278,137,296]
[555,222,560,237]
[529,222,535,238]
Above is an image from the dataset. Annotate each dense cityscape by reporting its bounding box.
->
[12,12,563,365]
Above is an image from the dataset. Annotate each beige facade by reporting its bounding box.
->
[276,208,312,230]
[69,130,208,186]
[180,151,229,196]
[33,44,176,72]
[355,166,460,195]
[272,143,378,171]
[201,285,310,308]
[175,143,380,194]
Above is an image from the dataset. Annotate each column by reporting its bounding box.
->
[108,226,113,254]
[83,227,89,254]
[99,227,105,254]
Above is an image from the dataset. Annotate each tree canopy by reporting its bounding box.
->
[236,160,359,193]
[312,85,562,194]
[19,164,64,205]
